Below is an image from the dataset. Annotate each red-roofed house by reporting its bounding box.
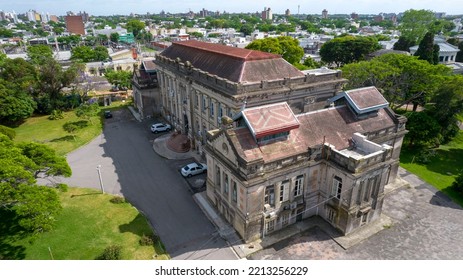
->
[154,40,347,154]
[204,87,407,242]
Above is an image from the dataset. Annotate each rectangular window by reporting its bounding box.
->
[202,96,206,111]
[232,180,237,203]
[266,219,275,233]
[364,177,373,202]
[223,173,229,195]
[294,175,303,197]
[279,180,290,202]
[327,208,336,223]
[331,176,342,199]
[281,214,289,226]
[209,99,214,117]
[216,166,221,187]
[264,185,275,207]
[195,93,199,108]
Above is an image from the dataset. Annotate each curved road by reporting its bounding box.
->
[61,109,237,260]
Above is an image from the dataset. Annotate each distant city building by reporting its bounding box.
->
[285,9,291,17]
[0,11,6,21]
[351,12,359,20]
[262,7,272,21]
[200,8,208,18]
[374,14,384,22]
[322,9,328,19]
[434,12,446,19]
[41,12,50,23]
[65,15,85,35]
[27,10,36,22]
[50,15,59,23]
[78,11,89,23]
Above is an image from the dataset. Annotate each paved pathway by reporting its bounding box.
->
[249,168,463,259]
[60,109,236,260]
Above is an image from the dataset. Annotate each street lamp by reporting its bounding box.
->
[96,165,105,194]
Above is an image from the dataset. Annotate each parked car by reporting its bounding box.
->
[150,123,171,133]
[104,110,112,118]
[181,163,207,177]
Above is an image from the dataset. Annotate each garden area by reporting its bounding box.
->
[1,188,168,260]
[400,131,463,206]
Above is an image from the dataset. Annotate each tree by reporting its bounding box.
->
[110,32,119,43]
[26,45,53,65]
[93,46,110,62]
[245,36,304,65]
[126,19,145,38]
[0,134,70,234]
[414,32,439,65]
[75,102,100,124]
[456,42,463,62]
[34,57,81,113]
[104,69,132,91]
[71,46,95,62]
[428,76,463,143]
[302,56,321,69]
[0,81,36,124]
[393,36,416,52]
[398,9,436,44]
[319,35,381,67]
[342,53,452,110]
[405,111,441,147]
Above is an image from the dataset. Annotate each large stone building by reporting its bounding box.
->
[204,87,407,242]
[154,40,346,154]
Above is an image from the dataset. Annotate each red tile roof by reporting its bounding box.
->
[159,40,304,83]
[228,106,396,163]
[241,102,300,139]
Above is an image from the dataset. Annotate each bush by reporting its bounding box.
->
[139,234,159,246]
[109,196,126,204]
[55,183,68,192]
[0,125,16,140]
[452,172,463,195]
[415,149,437,164]
[48,110,64,120]
[96,245,122,260]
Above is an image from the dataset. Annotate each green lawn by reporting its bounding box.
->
[4,188,169,260]
[400,131,463,206]
[13,101,131,156]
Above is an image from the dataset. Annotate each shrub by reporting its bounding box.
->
[139,234,159,246]
[48,110,64,120]
[109,196,126,204]
[55,183,68,192]
[415,149,437,164]
[0,125,16,140]
[96,245,122,260]
[452,172,463,195]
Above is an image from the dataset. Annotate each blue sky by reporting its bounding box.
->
[3,0,463,16]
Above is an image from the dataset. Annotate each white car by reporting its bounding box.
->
[181,163,207,177]
[150,123,171,133]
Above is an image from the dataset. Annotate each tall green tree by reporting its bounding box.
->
[393,36,416,52]
[428,76,463,143]
[110,32,119,43]
[245,36,304,65]
[104,69,132,91]
[0,134,70,234]
[126,19,145,38]
[414,32,439,65]
[26,45,53,65]
[319,35,381,68]
[0,80,36,124]
[342,53,451,110]
[398,9,435,44]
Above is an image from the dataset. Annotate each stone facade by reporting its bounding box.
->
[154,40,346,155]
[204,87,407,242]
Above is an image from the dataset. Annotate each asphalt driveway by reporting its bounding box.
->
[61,109,236,260]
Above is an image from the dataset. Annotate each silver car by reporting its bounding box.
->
[150,123,171,133]
[181,163,207,177]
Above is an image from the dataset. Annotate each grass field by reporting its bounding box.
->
[400,131,463,206]
[13,101,128,156]
[5,188,169,260]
